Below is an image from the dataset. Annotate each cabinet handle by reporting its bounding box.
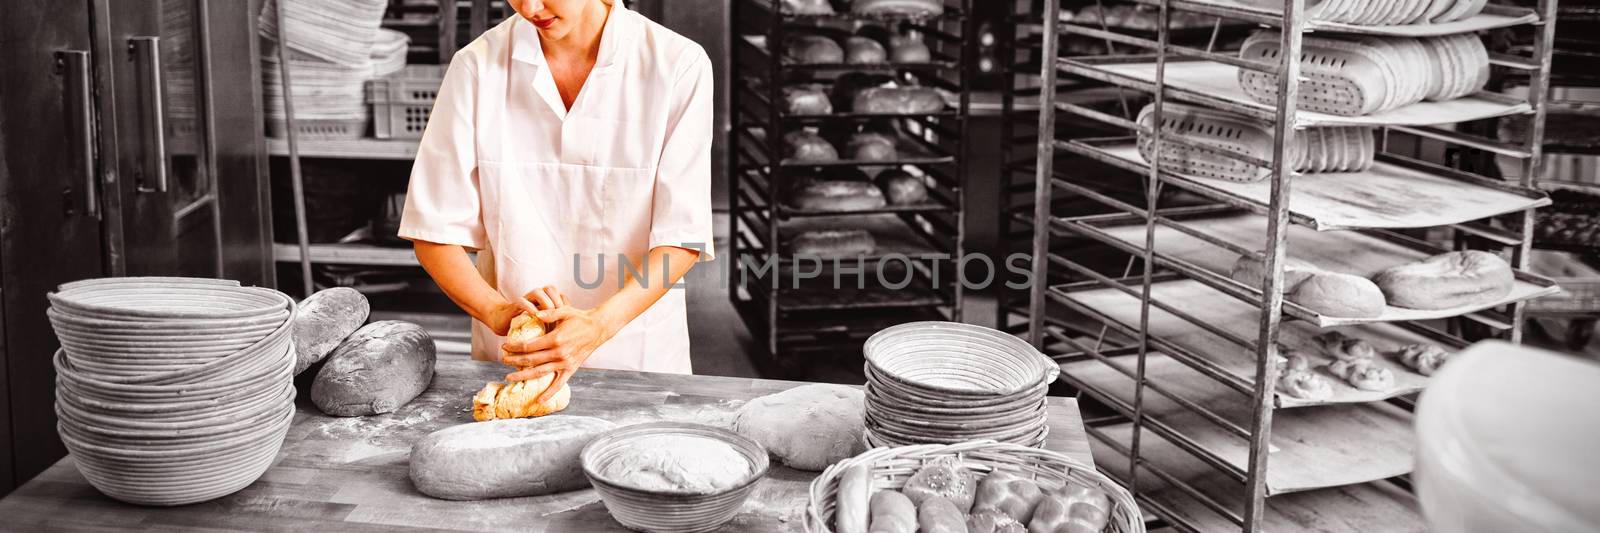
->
[56,50,99,218]
[130,36,167,193]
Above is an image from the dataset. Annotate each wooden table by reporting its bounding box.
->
[0,358,1091,532]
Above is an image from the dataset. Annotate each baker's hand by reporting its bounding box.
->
[501,306,615,403]
[484,285,569,336]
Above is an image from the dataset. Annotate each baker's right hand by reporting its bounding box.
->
[485,285,570,337]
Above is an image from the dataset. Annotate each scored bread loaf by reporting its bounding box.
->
[792,229,877,257]
[792,180,888,212]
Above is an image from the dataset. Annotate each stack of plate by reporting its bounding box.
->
[48,277,296,506]
[862,322,1060,448]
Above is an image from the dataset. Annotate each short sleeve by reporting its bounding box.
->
[398,52,486,249]
[647,49,716,261]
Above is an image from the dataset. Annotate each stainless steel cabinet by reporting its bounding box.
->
[0,0,270,494]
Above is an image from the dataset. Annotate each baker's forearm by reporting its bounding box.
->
[413,240,516,332]
[593,246,700,337]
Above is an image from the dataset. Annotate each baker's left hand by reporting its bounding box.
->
[500,306,616,402]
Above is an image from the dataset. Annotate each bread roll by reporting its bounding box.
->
[1312,331,1378,361]
[781,0,833,14]
[1396,343,1449,376]
[868,490,917,533]
[847,132,898,161]
[1029,485,1112,533]
[889,35,931,63]
[836,464,872,533]
[1278,367,1334,401]
[875,169,929,205]
[916,496,968,533]
[793,230,876,257]
[783,85,833,115]
[1291,272,1386,318]
[784,35,843,64]
[794,180,888,212]
[784,130,839,162]
[902,456,976,512]
[408,416,616,500]
[971,472,1044,523]
[969,509,1027,533]
[852,87,945,114]
[1327,358,1395,391]
[844,36,888,64]
[1372,250,1513,310]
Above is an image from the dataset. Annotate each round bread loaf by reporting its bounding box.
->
[852,87,945,114]
[784,35,843,64]
[732,384,866,471]
[784,130,839,163]
[875,169,929,205]
[292,287,370,375]
[847,132,898,161]
[889,35,931,63]
[409,416,617,500]
[1372,250,1513,310]
[311,320,436,416]
[844,36,887,64]
[1290,272,1386,318]
[852,0,945,16]
[783,85,833,115]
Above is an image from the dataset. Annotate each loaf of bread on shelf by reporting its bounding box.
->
[784,34,844,64]
[1326,357,1395,392]
[1228,254,1321,293]
[1371,250,1513,310]
[852,87,945,114]
[1237,30,1489,117]
[1396,343,1450,376]
[781,0,834,14]
[792,229,877,257]
[784,130,840,162]
[1291,272,1387,318]
[793,180,888,212]
[847,132,898,161]
[852,0,944,16]
[875,169,929,205]
[844,36,888,64]
[782,85,833,115]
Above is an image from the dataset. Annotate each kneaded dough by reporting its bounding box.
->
[472,373,571,421]
[598,434,750,493]
[732,383,866,471]
[409,416,616,500]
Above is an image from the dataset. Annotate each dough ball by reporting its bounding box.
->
[732,383,865,471]
[597,434,751,493]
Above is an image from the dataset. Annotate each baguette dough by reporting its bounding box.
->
[596,434,751,493]
[732,383,866,471]
[408,416,616,500]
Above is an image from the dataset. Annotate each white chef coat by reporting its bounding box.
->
[397,2,715,374]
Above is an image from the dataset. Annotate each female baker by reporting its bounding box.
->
[399,0,714,398]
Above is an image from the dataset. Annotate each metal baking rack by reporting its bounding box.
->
[1018,0,1561,531]
[728,0,975,371]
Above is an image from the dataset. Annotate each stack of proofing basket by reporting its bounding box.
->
[862,322,1062,448]
[48,277,297,506]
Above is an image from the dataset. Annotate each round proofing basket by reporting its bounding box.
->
[864,322,1058,397]
[581,422,770,533]
[63,302,294,386]
[62,408,290,506]
[804,440,1142,533]
[864,364,1049,410]
[49,279,290,320]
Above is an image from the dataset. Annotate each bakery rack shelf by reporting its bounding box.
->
[728,0,973,365]
[265,137,419,160]
[271,242,420,267]
[1016,0,1563,530]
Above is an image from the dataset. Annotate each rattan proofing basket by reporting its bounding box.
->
[804,440,1143,533]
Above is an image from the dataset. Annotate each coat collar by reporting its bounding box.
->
[510,1,637,72]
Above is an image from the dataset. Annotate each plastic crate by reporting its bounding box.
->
[266,116,368,141]
[368,64,445,139]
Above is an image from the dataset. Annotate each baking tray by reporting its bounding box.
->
[1109,0,1539,36]
[1064,139,1551,231]
[1060,56,1532,128]
[1082,212,1562,326]
[1053,278,1441,408]
[1064,352,1416,495]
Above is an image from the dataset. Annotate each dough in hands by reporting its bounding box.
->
[473,314,570,421]
[732,383,866,471]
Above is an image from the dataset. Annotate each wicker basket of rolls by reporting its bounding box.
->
[805,440,1143,533]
